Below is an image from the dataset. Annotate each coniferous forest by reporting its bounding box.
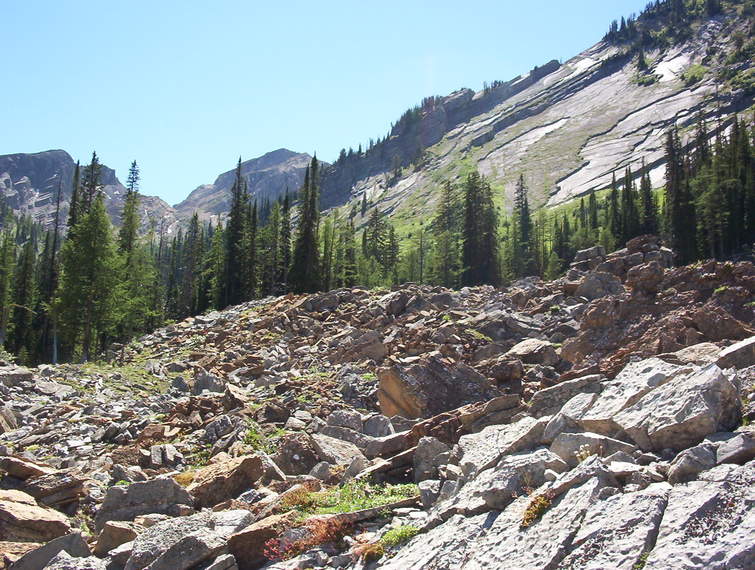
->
[0,116,753,365]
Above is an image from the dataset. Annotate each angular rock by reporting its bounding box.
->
[716,429,755,465]
[0,492,71,542]
[228,512,299,570]
[378,353,500,419]
[326,409,363,432]
[187,455,267,509]
[124,511,215,570]
[0,366,33,387]
[413,437,451,483]
[526,374,602,418]
[550,432,637,468]
[668,443,717,484]
[644,479,755,569]
[579,358,689,436]
[559,483,670,570]
[94,477,192,531]
[9,532,90,570]
[615,365,741,452]
[457,416,547,477]
[717,336,755,370]
[93,521,140,557]
[312,433,366,467]
[504,339,559,366]
[575,272,624,300]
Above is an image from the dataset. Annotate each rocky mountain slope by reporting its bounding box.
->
[319,3,754,230]
[0,148,315,233]
[1,235,754,569]
[172,149,314,224]
[0,150,177,233]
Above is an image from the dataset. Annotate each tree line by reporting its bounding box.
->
[0,115,752,364]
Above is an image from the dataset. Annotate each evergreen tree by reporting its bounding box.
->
[512,174,535,277]
[278,192,292,289]
[224,159,248,306]
[620,166,641,242]
[289,158,322,293]
[0,230,14,347]
[118,161,140,256]
[67,162,81,229]
[639,160,658,234]
[461,171,499,286]
[55,194,119,361]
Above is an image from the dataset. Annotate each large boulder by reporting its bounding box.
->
[574,272,624,300]
[504,339,559,366]
[187,455,272,508]
[377,353,500,419]
[0,366,33,387]
[9,532,90,570]
[272,433,320,475]
[228,512,299,570]
[626,261,665,296]
[578,358,690,436]
[94,478,193,531]
[457,416,548,477]
[615,365,741,452]
[717,336,755,370]
[0,491,71,542]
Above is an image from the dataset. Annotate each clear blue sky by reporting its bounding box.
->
[3,0,648,205]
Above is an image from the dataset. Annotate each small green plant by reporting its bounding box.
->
[243,421,285,454]
[714,285,729,295]
[114,480,130,486]
[441,314,452,322]
[362,372,377,381]
[521,490,555,528]
[380,525,420,547]
[468,329,493,342]
[682,64,707,85]
[633,551,650,569]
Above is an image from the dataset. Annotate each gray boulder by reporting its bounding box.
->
[94,478,193,531]
[615,365,741,452]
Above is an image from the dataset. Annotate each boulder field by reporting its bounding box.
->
[1,237,754,569]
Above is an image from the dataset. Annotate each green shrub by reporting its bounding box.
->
[381,525,421,547]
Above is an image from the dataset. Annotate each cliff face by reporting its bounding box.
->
[0,149,177,232]
[319,5,753,230]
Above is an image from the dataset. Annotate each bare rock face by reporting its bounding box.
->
[377,353,500,419]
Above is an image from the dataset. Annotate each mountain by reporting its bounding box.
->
[318,1,754,230]
[172,149,315,223]
[0,149,177,232]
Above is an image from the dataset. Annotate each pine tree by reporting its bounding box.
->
[278,192,292,290]
[118,161,140,257]
[80,152,102,216]
[512,174,535,277]
[10,238,36,358]
[461,171,499,286]
[67,162,81,229]
[639,160,658,234]
[620,166,641,242]
[607,172,622,249]
[55,194,119,361]
[0,230,14,348]
[224,159,248,306]
[289,158,322,293]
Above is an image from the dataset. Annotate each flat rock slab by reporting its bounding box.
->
[644,476,755,569]
[458,416,547,477]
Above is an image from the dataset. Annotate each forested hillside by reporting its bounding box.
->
[1,113,753,365]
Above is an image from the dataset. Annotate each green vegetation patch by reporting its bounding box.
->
[284,479,418,516]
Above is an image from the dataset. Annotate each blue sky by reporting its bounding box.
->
[3,0,648,205]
